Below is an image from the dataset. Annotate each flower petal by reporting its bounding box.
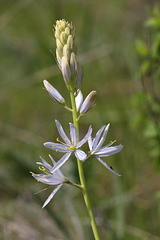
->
[55,120,71,144]
[95,124,110,151]
[77,125,92,148]
[75,150,87,161]
[96,157,121,176]
[49,154,64,178]
[95,144,123,157]
[75,90,83,111]
[42,184,63,208]
[44,142,69,152]
[88,136,93,151]
[92,125,106,151]
[69,123,78,145]
[51,152,71,173]
[32,173,64,185]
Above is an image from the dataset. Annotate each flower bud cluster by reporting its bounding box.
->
[55,19,82,89]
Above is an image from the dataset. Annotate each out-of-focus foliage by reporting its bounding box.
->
[134,5,160,168]
[0,0,160,240]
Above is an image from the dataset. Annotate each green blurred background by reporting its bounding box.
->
[0,0,160,239]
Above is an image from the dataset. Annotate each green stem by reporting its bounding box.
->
[70,87,100,240]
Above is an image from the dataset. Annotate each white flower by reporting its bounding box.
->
[31,155,67,208]
[43,80,65,104]
[44,120,92,170]
[88,124,123,176]
[75,90,96,115]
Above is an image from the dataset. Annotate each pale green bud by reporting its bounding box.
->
[67,35,74,51]
[60,32,68,45]
[63,44,70,62]
[65,26,70,36]
[56,39,63,57]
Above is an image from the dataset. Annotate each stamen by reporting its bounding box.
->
[56,149,59,152]
[65,138,67,140]
[65,146,68,149]
[43,175,45,178]
[110,141,113,143]
[37,179,41,182]
[56,137,59,142]
[72,140,74,143]
[69,146,75,150]
[39,166,42,171]
[52,144,56,147]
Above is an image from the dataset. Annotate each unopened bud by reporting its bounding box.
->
[70,52,78,76]
[75,90,83,111]
[61,56,71,84]
[43,80,65,104]
[80,91,96,114]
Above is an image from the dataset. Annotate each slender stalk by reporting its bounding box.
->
[70,87,100,240]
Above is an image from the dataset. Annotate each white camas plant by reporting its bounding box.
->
[31,19,123,240]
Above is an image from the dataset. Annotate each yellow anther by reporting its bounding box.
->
[56,149,59,152]
[37,179,41,182]
[37,174,40,176]
[56,137,59,142]
[72,140,74,143]
[65,146,68,149]
[65,138,67,140]
[39,166,42,171]
[110,141,113,143]
[114,139,117,143]
[52,144,56,147]
[42,166,45,171]
[43,175,45,178]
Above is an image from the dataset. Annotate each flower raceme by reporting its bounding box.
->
[88,124,123,176]
[31,155,67,208]
[54,19,82,89]
[44,120,92,172]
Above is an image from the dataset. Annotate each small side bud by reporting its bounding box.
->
[43,80,65,104]
[80,91,96,114]
[75,64,83,88]
[61,56,71,84]
[70,52,78,76]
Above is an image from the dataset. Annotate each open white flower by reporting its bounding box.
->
[88,124,123,176]
[31,155,67,208]
[44,120,92,170]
